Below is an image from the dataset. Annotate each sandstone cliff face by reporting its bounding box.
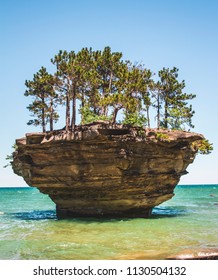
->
[12,124,203,218]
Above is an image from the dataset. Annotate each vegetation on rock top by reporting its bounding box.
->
[15,46,211,156]
[25,46,196,132]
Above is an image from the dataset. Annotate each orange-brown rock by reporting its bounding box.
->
[12,123,203,218]
[166,248,218,260]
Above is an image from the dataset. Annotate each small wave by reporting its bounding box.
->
[152,206,188,218]
[12,210,56,220]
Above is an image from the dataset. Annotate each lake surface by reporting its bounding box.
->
[0,185,217,259]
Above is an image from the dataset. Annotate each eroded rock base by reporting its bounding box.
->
[56,205,152,219]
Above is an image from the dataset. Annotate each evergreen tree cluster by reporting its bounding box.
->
[25,46,196,132]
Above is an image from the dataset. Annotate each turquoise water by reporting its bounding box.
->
[0,185,218,260]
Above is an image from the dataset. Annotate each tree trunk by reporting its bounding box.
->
[41,95,46,132]
[109,72,112,93]
[71,85,76,130]
[164,99,168,129]
[146,105,150,128]
[65,78,71,132]
[112,107,119,125]
[42,108,46,132]
[157,92,160,129]
[81,93,85,125]
[65,93,70,132]
[101,84,106,116]
[50,98,53,131]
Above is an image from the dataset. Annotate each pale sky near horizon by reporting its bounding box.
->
[0,0,218,186]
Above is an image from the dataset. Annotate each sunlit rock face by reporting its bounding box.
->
[12,123,203,219]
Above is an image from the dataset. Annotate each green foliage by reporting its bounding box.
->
[155,132,170,141]
[157,67,196,130]
[166,106,195,130]
[22,47,213,158]
[80,107,98,124]
[27,49,197,132]
[23,47,212,156]
[80,105,111,124]
[192,139,213,155]
[123,112,146,127]
[4,144,18,168]
[49,47,153,128]
[25,67,59,132]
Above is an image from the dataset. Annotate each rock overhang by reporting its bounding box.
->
[12,124,204,219]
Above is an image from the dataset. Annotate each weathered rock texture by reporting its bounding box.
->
[166,248,218,260]
[12,123,203,218]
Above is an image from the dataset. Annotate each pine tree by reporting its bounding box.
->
[157,67,196,129]
[95,47,123,117]
[51,50,74,131]
[25,67,59,132]
[25,48,197,132]
[121,63,152,127]
[74,48,99,124]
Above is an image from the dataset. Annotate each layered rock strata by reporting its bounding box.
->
[12,123,203,218]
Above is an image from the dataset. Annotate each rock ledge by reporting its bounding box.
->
[12,124,203,218]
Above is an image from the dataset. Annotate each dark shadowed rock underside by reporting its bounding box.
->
[12,123,203,218]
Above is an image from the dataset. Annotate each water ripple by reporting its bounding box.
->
[12,210,56,220]
[152,206,188,218]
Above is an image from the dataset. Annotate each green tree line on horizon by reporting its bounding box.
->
[25,46,196,132]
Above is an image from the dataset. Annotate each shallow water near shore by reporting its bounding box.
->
[0,185,218,260]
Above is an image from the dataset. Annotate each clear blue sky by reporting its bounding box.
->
[1,0,217,186]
